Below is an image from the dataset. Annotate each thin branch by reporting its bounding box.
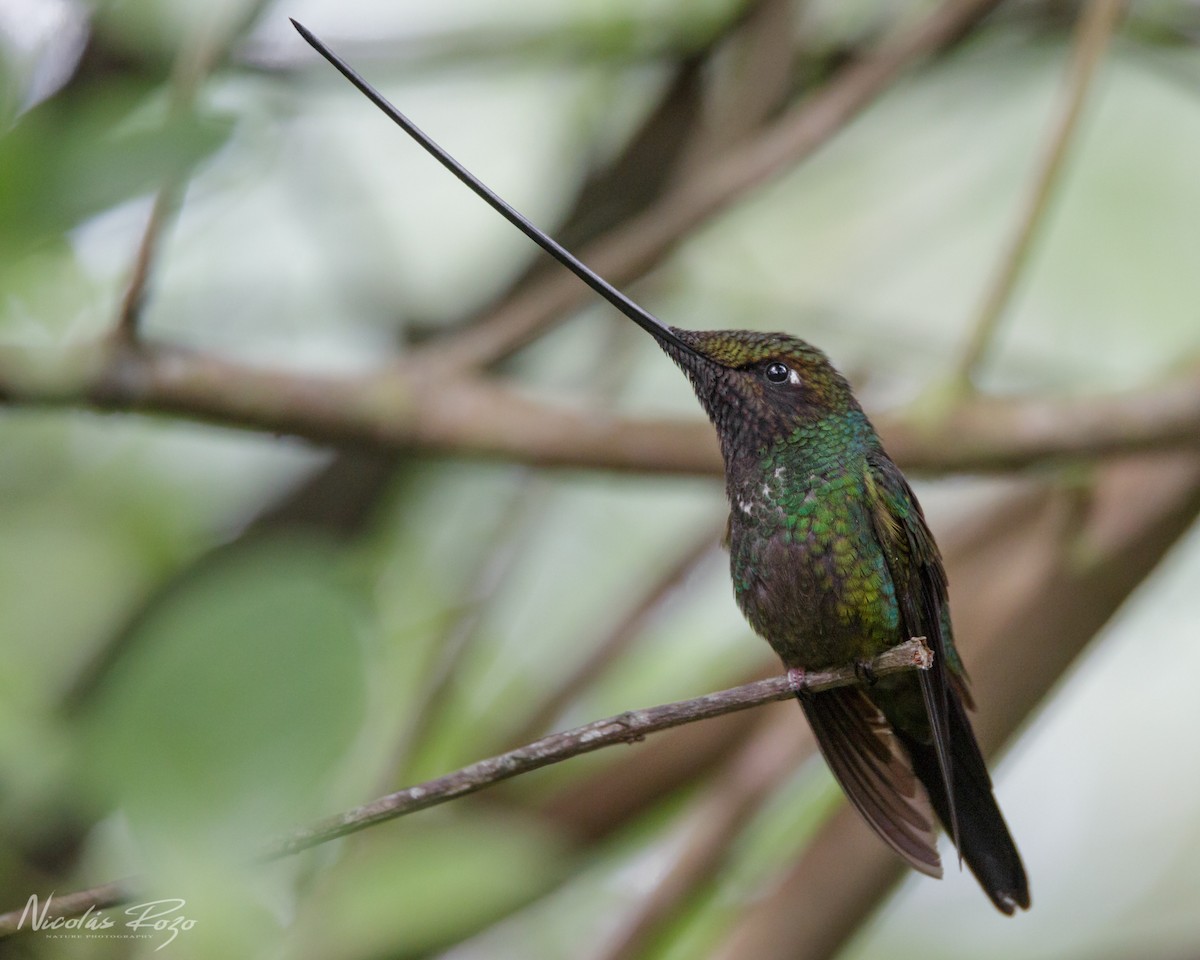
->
[953,0,1127,388]
[113,186,181,341]
[0,639,929,936]
[262,638,931,859]
[2,340,1196,476]
[536,662,774,840]
[111,3,257,342]
[420,0,1006,370]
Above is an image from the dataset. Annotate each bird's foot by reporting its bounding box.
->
[854,659,878,686]
[786,667,812,701]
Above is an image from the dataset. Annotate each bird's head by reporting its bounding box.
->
[651,327,862,462]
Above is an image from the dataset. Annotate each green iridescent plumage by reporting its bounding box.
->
[663,327,1028,913]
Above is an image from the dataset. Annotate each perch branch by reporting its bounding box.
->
[262,638,931,858]
[0,640,931,936]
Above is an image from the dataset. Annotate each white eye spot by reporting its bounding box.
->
[738,499,753,515]
[788,368,802,386]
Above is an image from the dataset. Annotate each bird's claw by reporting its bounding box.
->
[854,659,878,685]
[786,666,813,701]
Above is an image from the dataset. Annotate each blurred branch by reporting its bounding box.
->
[877,372,1200,472]
[711,453,1200,960]
[2,340,1197,476]
[953,0,1127,389]
[113,186,179,342]
[262,638,931,858]
[424,17,714,343]
[677,0,798,171]
[383,474,539,785]
[112,3,267,343]
[419,0,1006,370]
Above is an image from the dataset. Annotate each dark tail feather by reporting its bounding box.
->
[801,688,943,878]
[900,693,1031,914]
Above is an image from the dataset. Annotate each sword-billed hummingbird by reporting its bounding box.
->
[292,20,1029,914]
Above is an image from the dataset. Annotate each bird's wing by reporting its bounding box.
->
[800,686,942,876]
[863,451,964,851]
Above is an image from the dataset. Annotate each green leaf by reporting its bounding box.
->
[0,79,233,256]
[80,535,367,854]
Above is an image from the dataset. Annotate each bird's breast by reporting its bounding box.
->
[726,463,900,668]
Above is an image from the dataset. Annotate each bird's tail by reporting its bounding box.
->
[899,692,1030,914]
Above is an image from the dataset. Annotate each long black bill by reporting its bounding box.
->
[291,19,698,357]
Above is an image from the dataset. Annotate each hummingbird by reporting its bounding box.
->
[292,21,1030,914]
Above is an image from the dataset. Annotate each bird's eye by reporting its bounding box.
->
[764,362,790,384]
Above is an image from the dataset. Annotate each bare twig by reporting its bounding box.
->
[0,639,930,936]
[262,638,931,858]
[536,664,773,840]
[113,186,181,341]
[111,3,260,342]
[2,341,1197,476]
[953,0,1127,388]
[421,0,1006,370]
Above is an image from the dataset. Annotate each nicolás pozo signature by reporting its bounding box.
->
[19,894,196,950]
